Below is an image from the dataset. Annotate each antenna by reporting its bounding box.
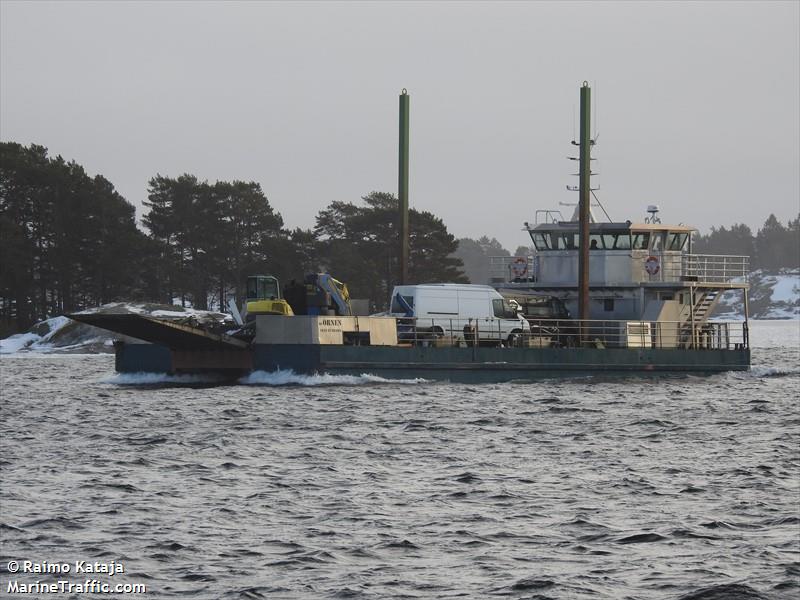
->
[645,205,661,224]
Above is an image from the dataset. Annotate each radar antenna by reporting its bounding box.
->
[645,205,661,224]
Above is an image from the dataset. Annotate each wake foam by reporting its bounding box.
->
[735,366,800,379]
[239,369,427,386]
[104,372,227,385]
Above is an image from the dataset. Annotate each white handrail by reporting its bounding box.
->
[396,317,748,350]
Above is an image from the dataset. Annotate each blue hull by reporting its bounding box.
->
[115,342,750,383]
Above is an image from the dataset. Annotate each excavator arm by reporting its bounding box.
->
[316,274,352,316]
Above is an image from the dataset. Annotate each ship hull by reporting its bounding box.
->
[114,342,750,383]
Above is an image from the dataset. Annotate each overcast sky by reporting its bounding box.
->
[2,1,798,251]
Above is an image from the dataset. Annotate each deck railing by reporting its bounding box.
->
[395,316,748,350]
[680,254,749,284]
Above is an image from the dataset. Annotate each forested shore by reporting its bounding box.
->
[1,142,797,336]
[0,143,466,335]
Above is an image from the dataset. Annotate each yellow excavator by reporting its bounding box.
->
[230,274,352,325]
[243,275,294,317]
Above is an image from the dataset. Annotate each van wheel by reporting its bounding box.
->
[507,329,522,346]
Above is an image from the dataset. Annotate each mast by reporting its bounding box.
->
[398,89,410,285]
[578,82,591,328]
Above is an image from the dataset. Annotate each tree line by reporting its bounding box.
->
[2,142,797,335]
[0,143,465,334]
[692,215,800,271]
[1,143,152,333]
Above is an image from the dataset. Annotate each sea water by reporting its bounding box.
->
[1,320,798,599]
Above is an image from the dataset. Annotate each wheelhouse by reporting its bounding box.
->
[528,222,692,254]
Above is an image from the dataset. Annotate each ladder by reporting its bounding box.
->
[679,288,721,347]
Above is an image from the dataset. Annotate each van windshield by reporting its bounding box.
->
[493,299,517,319]
[391,294,414,314]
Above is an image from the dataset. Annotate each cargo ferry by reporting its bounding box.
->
[71,206,750,383]
[70,84,750,382]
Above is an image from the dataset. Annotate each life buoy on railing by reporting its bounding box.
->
[510,256,528,279]
[644,255,660,275]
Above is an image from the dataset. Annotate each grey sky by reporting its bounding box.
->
[2,1,798,252]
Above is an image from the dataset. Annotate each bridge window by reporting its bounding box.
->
[584,232,633,249]
[530,232,551,251]
[599,233,632,250]
[531,230,634,250]
[631,232,651,249]
[552,232,578,250]
[651,232,664,252]
[667,232,688,251]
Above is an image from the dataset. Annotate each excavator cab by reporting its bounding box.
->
[245,275,294,317]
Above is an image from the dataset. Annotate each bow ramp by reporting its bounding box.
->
[68,313,249,351]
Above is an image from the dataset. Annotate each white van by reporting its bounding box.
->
[389,284,530,344]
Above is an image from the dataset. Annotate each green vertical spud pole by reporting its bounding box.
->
[398,89,410,285]
[578,82,591,338]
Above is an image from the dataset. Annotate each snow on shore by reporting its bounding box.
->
[715,269,799,320]
[0,316,77,354]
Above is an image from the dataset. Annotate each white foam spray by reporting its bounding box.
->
[239,369,427,386]
[104,372,227,385]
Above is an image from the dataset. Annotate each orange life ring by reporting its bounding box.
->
[511,257,528,278]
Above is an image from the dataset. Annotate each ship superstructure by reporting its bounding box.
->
[491,207,750,350]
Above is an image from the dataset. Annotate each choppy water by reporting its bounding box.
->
[1,320,798,599]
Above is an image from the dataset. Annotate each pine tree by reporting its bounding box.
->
[142,176,290,308]
[314,191,467,309]
[755,214,786,270]
[1,143,145,332]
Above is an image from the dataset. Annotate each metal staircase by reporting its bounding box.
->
[679,288,722,347]
[691,289,720,323]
